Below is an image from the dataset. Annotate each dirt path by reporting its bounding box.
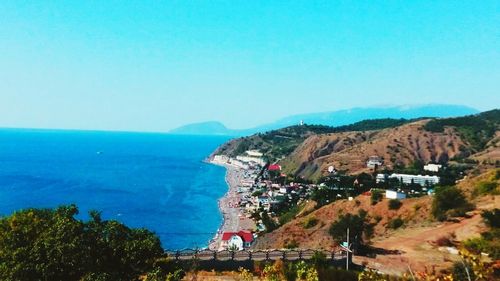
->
[355,212,485,275]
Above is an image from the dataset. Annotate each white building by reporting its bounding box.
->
[246,150,263,157]
[424,164,442,172]
[236,155,266,166]
[220,230,254,251]
[377,173,440,186]
[385,190,407,200]
[212,155,229,164]
[366,156,383,168]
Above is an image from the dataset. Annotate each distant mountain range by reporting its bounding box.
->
[169,104,479,136]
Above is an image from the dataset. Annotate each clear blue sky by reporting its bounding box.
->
[0,1,498,132]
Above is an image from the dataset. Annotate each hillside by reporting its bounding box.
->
[286,109,499,180]
[212,109,499,182]
[212,119,424,162]
[212,125,341,161]
[281,120,468,180]
[253,169,500,275]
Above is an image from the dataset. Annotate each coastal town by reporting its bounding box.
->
[209,149,448,252]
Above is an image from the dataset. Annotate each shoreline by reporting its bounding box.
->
[207,158,255,250]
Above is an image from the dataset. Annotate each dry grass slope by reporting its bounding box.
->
[281,120,470,180]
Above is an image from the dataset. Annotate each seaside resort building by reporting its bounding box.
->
[376,173,440,186]
[220,230,254,251]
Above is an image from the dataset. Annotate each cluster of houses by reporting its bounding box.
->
[215,152,444,250]
[215,150,317,250]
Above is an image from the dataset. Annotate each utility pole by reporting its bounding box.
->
[346,228,349,271]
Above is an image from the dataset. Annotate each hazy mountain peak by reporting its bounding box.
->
[169,121,231,136]
[169,104,479,136]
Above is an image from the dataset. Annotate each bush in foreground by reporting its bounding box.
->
[431,186,474,221]
[370,190,383,205]
[387,218,404,229]
[463,208,500,259]
[387,199,402,210]
[0,205,163,281]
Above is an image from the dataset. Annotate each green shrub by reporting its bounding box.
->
[303,217,319,229]
[279,205,302,225]
[388,218,404,229]
[370,190,383,205]
[463,237,490,254]
[482,209,500,228]
[329,209,373,246]
[431,186,474,221]
[462,235,500,259]
[388,199,402,210]
[284,239,299,249]
[451,261,476,281]
[311,251,328,269]
[262,212,278,232]
[461,210,500,259]
[475,180,499,195]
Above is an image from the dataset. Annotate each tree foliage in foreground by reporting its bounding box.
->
[328,210,373,249]
[0,205,163,281]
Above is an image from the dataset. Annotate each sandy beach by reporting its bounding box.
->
[208,160,256,250]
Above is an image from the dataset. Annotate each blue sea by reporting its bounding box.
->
[0,129,230,250]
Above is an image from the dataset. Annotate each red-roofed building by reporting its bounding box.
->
[268,164,281,171]
[220,230,254,250]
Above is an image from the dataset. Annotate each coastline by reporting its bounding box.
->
[207,158,255,250]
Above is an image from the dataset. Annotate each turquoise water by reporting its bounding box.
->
[0,129,230,250]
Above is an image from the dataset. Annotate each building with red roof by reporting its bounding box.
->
[220,230,254,250]
[268,164,281,171]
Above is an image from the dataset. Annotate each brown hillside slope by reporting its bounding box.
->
[281,120,468,180]
[253,169,499,275]
[252,195,433,251]
[471,131,500,166]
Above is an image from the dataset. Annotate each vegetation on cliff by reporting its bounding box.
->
[424,109,500,152]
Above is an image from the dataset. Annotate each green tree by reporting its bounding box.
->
[482,209,500,228]
[0,205,163,281]
[431,186,473,221]
[370,190,383,205]
[328,210,373,248]
[261,211,278,232]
